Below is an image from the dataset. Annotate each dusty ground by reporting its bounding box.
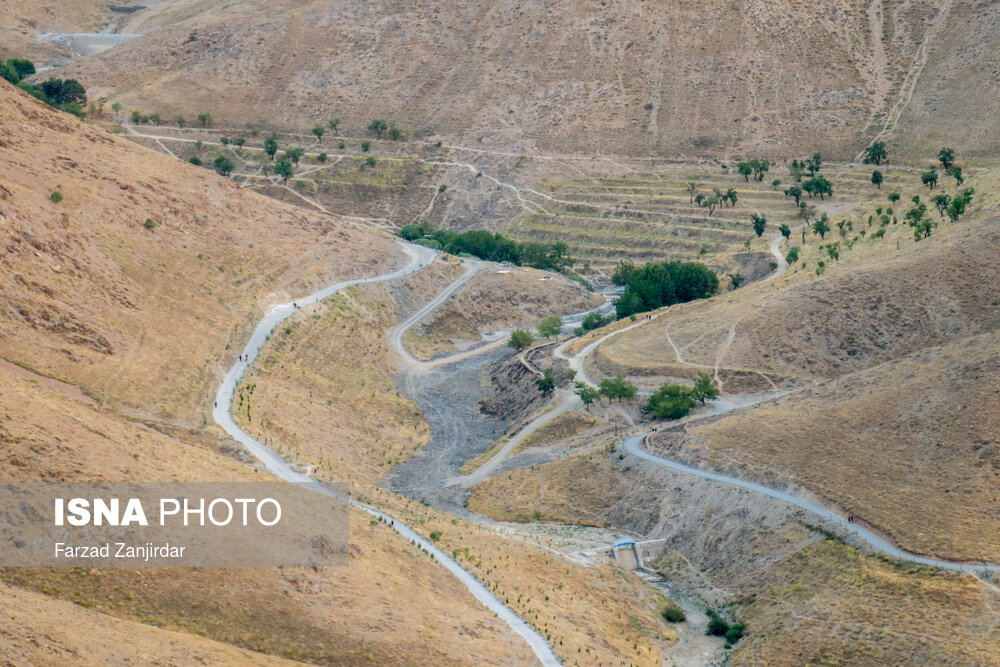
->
[404,267,602,360]
[468,433,1000,665]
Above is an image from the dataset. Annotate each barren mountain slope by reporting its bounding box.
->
[679,329,1000,562]
[47,0,965,159]
[0,83,543,665]
[891,0,1000,157]
[0,80,402,426]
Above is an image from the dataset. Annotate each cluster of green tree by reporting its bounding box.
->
[611,260,719,318]
[0,58,35,85]
[706,610,745,647]
[919,148,965,191]
[688,184,738,216]
[398,224,571,271]
[4,59,88,117]
[573,376,638,405]
[573,311,614,337]
[367,118,403,141]
[736,159,770,182]
[645,373,718,419]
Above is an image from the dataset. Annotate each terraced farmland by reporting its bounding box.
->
[507,162,923,268]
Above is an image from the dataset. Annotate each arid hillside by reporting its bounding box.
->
[0,79,402,426]
[36,0,989,159]
[0,81,551,665]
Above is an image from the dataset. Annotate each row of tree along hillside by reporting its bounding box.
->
[399,224,571,272]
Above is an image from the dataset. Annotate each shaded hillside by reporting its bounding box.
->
[46,0,969,159]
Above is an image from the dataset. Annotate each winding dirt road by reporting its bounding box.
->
[212,242,561,667]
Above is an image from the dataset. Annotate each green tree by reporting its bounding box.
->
[871,169,883,189]
[686,182,698,204]
[921,170,938,189]
[213,155,234,177]
[807,152,822,176]
[508,329,533,351]
[274,157,294,184]
[147,112,161,125]
[535,368,556,395]
[328,118,340,135]
[284,147,305,165]
[398,224,423,241]
[701,195,720,216]
[804,174,833,200]
[175,115,186,127]
[599,376,637,402]
[575,382,601,406]
[264,134,278,160]
[537,316,563,338]
[312,124,325,141]
[367,118,388,139]
[389,124,402,141]
[946,193,970,222]
[197,112,213,127]
[788,159,805,182]
[947,165,964,185]
[771,178,782,189]
[750,158,770,181]
[751,214,767,237]
[365,156,377,169]
[131,110,143,124]
[7,58,35,79]
[932,193,951,216]
[234,138,245,148]
[647,383,696,419]
[111,102,122,113]
[779,223,791,242]
[862,141,887,166]
[725,188,738,207]
[220,136,229,145]
[784,183,803,205]
[50,191,63,204]
[938,147,955,170]
[785,246,799,264]
[692,373,719,404]
[316,151,327,162]
[812,214,831,239]
[887,192,901,205]
[361,140,371,152]
[737,161,752,182]
[728,273,744,289]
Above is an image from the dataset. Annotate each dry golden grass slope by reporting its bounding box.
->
[0,82,549,665]
[683,330,1000,562]
[0,79,401,425]
[40,0,984,158]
